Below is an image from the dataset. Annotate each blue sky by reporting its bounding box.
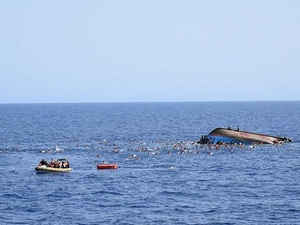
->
[0,0,299,103]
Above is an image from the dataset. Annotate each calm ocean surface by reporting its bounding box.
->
[0,102,300,225]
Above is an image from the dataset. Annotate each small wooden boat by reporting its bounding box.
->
[198,127,292,145]
[97,164,118,170]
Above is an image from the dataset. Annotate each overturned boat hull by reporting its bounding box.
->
[199,128,291,145]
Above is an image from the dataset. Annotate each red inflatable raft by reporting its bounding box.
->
[97,164,118,170]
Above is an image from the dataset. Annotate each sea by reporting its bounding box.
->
[0,101,299,225]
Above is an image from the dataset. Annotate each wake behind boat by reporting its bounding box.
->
[35,158,72,173]
[198,127,292,145]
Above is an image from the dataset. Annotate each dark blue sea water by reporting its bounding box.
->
[0,102,300,225]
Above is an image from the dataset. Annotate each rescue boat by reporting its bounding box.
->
[35,158,72,173]
[35,165,73,173]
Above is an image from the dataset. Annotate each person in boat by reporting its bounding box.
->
[62,160,69,168]
[50,159,54,167]
[50,159,59,168]
[39,159,48,166]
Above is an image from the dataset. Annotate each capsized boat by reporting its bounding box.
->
[198,127,292,145]
[35,158,72,173]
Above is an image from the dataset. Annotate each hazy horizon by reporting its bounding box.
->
[1,100,299,105]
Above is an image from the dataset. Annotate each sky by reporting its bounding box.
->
[0,0,299,103]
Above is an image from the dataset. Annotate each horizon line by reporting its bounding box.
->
[0,100,299,104]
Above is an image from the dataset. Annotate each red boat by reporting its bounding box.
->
[97,164,118,170]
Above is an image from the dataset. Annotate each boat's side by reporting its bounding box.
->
[206,135,252,145]
[35,166,72,173]
[208,128,287,144]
